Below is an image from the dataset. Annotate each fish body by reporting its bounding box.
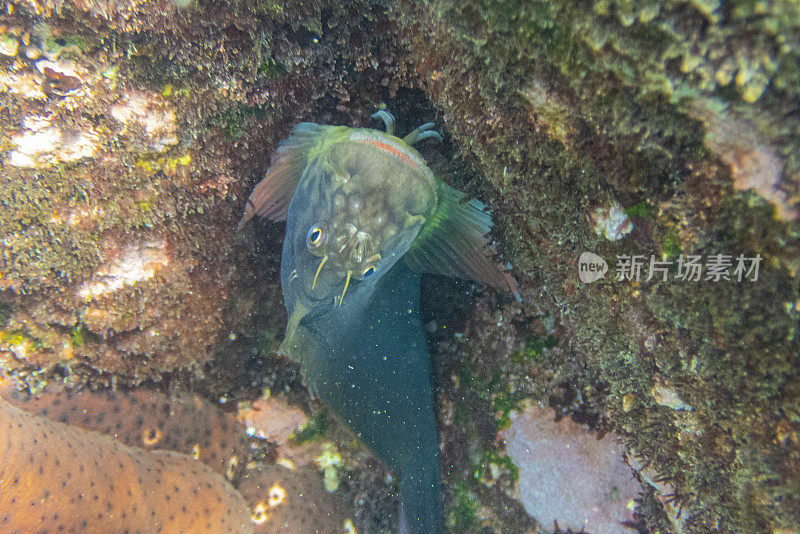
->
[240,113,516,533]
[291,260,441,533]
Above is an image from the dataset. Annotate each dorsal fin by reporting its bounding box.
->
[238,123,340,228]
[404,181,519,298]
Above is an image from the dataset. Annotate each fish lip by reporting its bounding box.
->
[290,272,345,313]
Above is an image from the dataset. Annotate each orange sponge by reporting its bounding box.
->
[0,397,253,533]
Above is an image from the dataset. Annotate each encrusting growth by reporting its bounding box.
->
[0,383,251,478]
[0,396,252,533]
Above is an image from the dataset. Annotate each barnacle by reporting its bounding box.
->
[268,483,286,507]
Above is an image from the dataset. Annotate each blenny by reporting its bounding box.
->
[239,111,516,533]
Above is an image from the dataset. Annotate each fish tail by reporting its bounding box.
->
[398,457,443,534]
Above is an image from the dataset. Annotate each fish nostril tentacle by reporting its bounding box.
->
[370,110,395,135]
[403,122,443,145]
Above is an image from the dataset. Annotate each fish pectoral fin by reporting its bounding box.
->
[404,181,519,299]
[238,123,343,226]
[279,322,325,386]
[279,302,309,360]
[278,303,329,373]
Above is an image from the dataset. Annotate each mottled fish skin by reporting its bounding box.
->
[241,114,515,534]
[279,126,437,330]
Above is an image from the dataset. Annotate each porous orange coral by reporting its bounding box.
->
[0,383,251,477]
[0,396,252,533]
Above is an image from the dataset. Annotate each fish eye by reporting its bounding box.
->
[307,225,324,248]
[361,265,376,278]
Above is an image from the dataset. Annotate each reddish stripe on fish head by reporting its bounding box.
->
[355,139,417,168]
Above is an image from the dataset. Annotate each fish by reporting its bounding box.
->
[239,110,517,533]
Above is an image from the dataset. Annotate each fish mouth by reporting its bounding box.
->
[328,227,382,306]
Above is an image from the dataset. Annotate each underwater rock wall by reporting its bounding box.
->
[0,0,398,384]
[1,0,799,532]
[398,0,800,531]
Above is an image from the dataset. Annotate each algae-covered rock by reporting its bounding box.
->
[398,1,800,531]
[0,0,395,382]
[1,0,799,532]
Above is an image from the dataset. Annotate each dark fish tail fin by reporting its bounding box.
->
[398,457,443,534]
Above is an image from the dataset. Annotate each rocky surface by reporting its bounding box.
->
[2,0,799,532]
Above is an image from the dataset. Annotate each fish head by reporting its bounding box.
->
[281,132,437,317]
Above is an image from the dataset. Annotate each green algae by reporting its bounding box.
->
[257,58,286,79]
[477,450,519,485]
[1,329,39,349]
[625,201,656,219]
[293,411,329,444]
[510,334,559,365]
[70,324,101,348]
[206,104,270,140]
[447,480,480,531]
[660,226,682,261]
[492,392,514,430]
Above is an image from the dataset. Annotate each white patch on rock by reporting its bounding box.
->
[8,114,100,168]
[110,90,178,151]
[651,377,693,411]
[590,201,633,241]
[505,405,641,534]
[0,34,19,57]
[78,239,170,300]
[0,69,46,99]
[9,340,30,361]
[49,206,105,227]
[35,59,88,80]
